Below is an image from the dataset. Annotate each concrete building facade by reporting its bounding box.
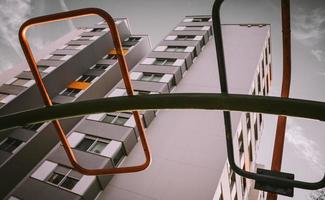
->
[2,15,271,200]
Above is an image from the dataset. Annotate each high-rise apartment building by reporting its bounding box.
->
[1,15,271,200]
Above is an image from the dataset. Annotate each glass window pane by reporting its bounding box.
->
[0,138,22,152]
[140,75,152,81]
[102,115,115,123]
[114,116,128,125]
[76,138,94,151]
[89,141,107,154]
[60,177,78,190]
[47,172,64,185]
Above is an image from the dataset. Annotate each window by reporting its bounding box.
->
[259,113,262,125]
[192,17,210,22]
[266,74,269,94]
[249,143,253,162]
[265,48,268,64]
[105,54,118,60]
[134,90,151,95]
[0,137,23,153]
[246,113,251,131]
[176,35,196,41]
[11,78,30,86]
[257,73,261,92]
[124,37,141,42]
[93,64,109,70]
[38,65,49,72]
[77,75,96,83]
[165,46,186,52]
[76,137,110,154]
[254,121,258,141]
[238,131,244,158]
[153,58,176,66]
[47,165,79,190]
[91,28,104,32]
[229,169,236,190]
[268,37,271,54]
[78,35,93,41]
[242,177,247,196]
[252,88,255,95]
[261,61,265,78]
[48,54,65,60]
[140,73,163,82]
[61,88,81,97]
[263,86,266,96]
[63,44,85,50]
[24,122,44,131]
[102,114,128,126]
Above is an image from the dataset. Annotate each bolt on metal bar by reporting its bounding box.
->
[212,0,325,191]
[18,8,151,175]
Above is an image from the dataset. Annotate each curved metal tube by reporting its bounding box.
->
[1,94,325,189]
[18,8,151,175]
[212,0,325,191]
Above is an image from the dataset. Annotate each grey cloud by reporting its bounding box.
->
[286,119,324,171]
[312,49,325,62]
[0,0,31,57]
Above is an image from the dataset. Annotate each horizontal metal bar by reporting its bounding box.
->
[1,93,325,130]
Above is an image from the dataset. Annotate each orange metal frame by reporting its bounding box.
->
[18,8,151,175]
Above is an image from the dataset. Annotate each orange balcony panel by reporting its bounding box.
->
[109,48,128,55]
[67,81,90,90]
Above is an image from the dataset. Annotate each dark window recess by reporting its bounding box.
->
[140,73,163,82]
[176,35,195,40]
[64,44,81,50]
[77,75,96,83]
[112,148,125,166]
[266,74,269,94]
[238,132,244,157]
[47,165,79,190]
[0,138,23,153]
[76,137,110,154]
[124,37,141,42]
[91,28,104,32]
[78,36,93,40]
[254,121,258,141]
[184,26,204,30]
[93,64,109,70]
[263,86,266,96]
[134,90,151,95]
[153,58,176,66]
[230,169,236,190]
[76,138,95,151]
[249,144,253,162]
[268,37,271,54]
[259,113,262,125]
[192,17,210,22]
[102,114,128,125]
[105,54,118,60]
[37,65,49,72]
[246,113,251,131]
[242,177,247,195]
[24,122,44,131]
[257,73,261,92]
[61,88,81,97]
[261,61,265,78]
[166,46,186,52]
[252,89,255,95]
[265,48,268,64]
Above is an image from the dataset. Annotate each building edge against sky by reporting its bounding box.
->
[0,15,271,200]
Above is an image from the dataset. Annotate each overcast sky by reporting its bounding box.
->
[0,0,324,199]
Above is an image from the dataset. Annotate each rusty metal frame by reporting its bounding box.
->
[18,8,151,175]
[212,0,325,192]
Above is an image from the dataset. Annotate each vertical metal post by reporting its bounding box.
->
[267,0,291,199]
